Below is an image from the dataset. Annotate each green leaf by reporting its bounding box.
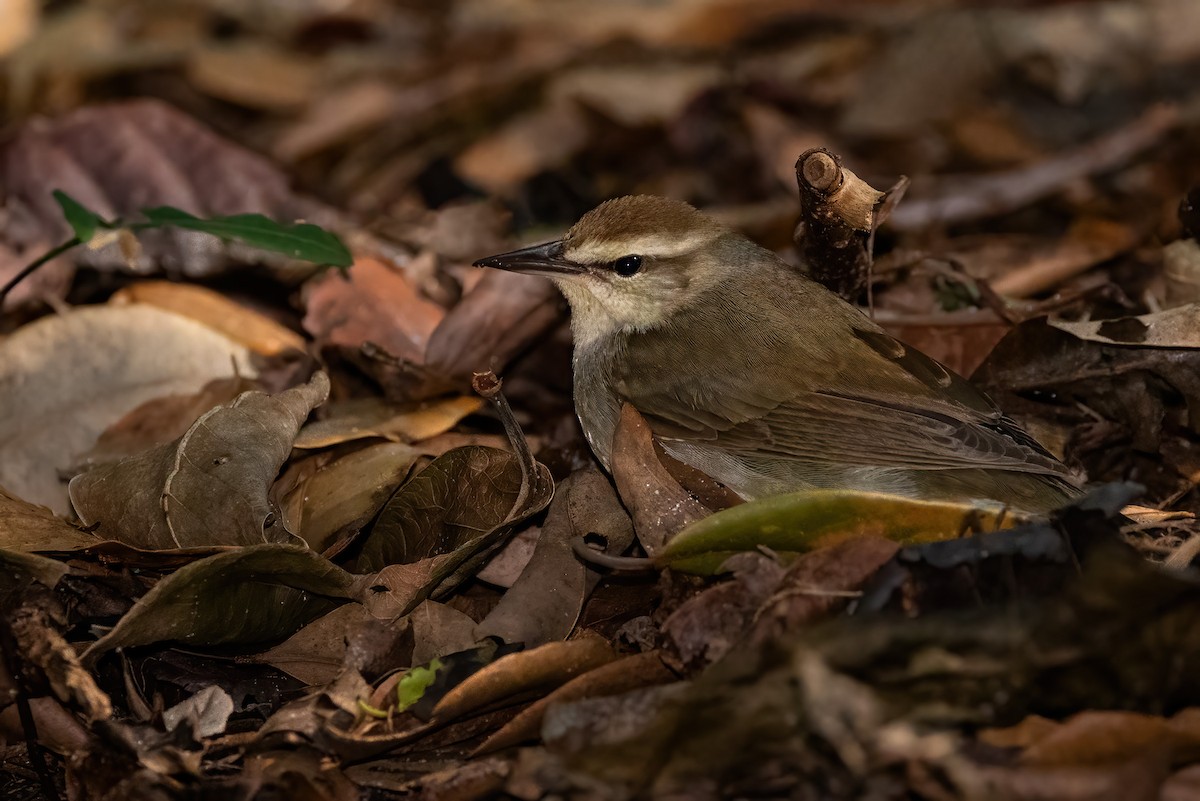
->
[397,658,443,711]
[657,489,1019,575]
[140,206,352,268]
[52,190,104,242]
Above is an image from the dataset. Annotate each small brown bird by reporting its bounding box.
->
[476,195,1081,512]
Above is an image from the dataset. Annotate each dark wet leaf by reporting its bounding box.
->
[70,373,329,549]
[353,445,553,616]
[84,543,361,659]
[476,469,634,647]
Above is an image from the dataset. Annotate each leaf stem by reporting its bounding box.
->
[0,237,81,309]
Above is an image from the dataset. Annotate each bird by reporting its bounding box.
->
[475,195,1082,512]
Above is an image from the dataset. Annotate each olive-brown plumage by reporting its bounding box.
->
[476,195,1081,512]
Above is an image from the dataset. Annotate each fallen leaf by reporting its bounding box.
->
[430,634,617,724]
[81,376,259,466]
[475,469,635,647]
[355,445,553,617]
[410,600,480,665]
[420,269,563,395]
[0,486,101,553]
[658,489,1017,575]
[477,651,676,754]
[185,42,319,111]
[0,304,255,513]
[293,395,482,449]
[279,442,420,554]
[69,372,329,549]
[611,403,708,556]
[1050,304,1200,349]
[662,553,786,671]
[747,536,901,646]
[111,282,307,357]
[84,542,361,660]
[253,603,369,686]
[302,256,443,366]
[162,685,233,739]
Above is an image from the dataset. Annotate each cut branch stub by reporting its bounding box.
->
[793,147,889,301]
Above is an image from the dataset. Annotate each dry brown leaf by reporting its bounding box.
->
[0,304,255,513]
[610,403,708,556]
[430,634,616,724]
[186,42,319,111]
[454,101,590,194]
[302,256,443,364]
[111,282,307,356]
[477,651,676,754]
[69,373,329,549]
[475,469,634,647]
[278,441,420,554]
[294,395,481,449]
[0,487,101,553]
[82,376,259,466]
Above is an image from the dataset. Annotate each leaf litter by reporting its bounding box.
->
[4,2,1200,800]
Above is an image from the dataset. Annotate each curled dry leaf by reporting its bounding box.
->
[84,543,362,660]
[111,281,307,357]
[430,634,617,724]
[477,651,676,754]
[0,304,255,514]
[476,469,634,647]
[279,442,420,554]
[610,403,708,556]
[294,395,482,449]
[70,372,330,549]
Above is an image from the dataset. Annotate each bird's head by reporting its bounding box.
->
[475,195,741,344]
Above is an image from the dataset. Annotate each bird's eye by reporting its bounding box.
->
[613,255,642,276]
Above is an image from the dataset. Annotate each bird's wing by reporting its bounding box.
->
[625,325,1072,479]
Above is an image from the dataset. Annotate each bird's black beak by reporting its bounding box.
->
[473,240,585,277]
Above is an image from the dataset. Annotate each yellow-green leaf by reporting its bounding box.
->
[657,490,1020,575]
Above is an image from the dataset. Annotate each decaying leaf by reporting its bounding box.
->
[85,543,362,659]
[430,634,617,724]
[0,486,101,553]
[478,651,677,754]
[476,469,634,647]
[279,442,420,554]
[70,372,329,549]
[611,404,708,556]
[0,304,255,513]
[355,444,553,617]
[81,375,259,466]
[294,395,481,449]
[302,256,443,366]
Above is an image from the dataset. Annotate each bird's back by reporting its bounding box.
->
[575,245,1080,512]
